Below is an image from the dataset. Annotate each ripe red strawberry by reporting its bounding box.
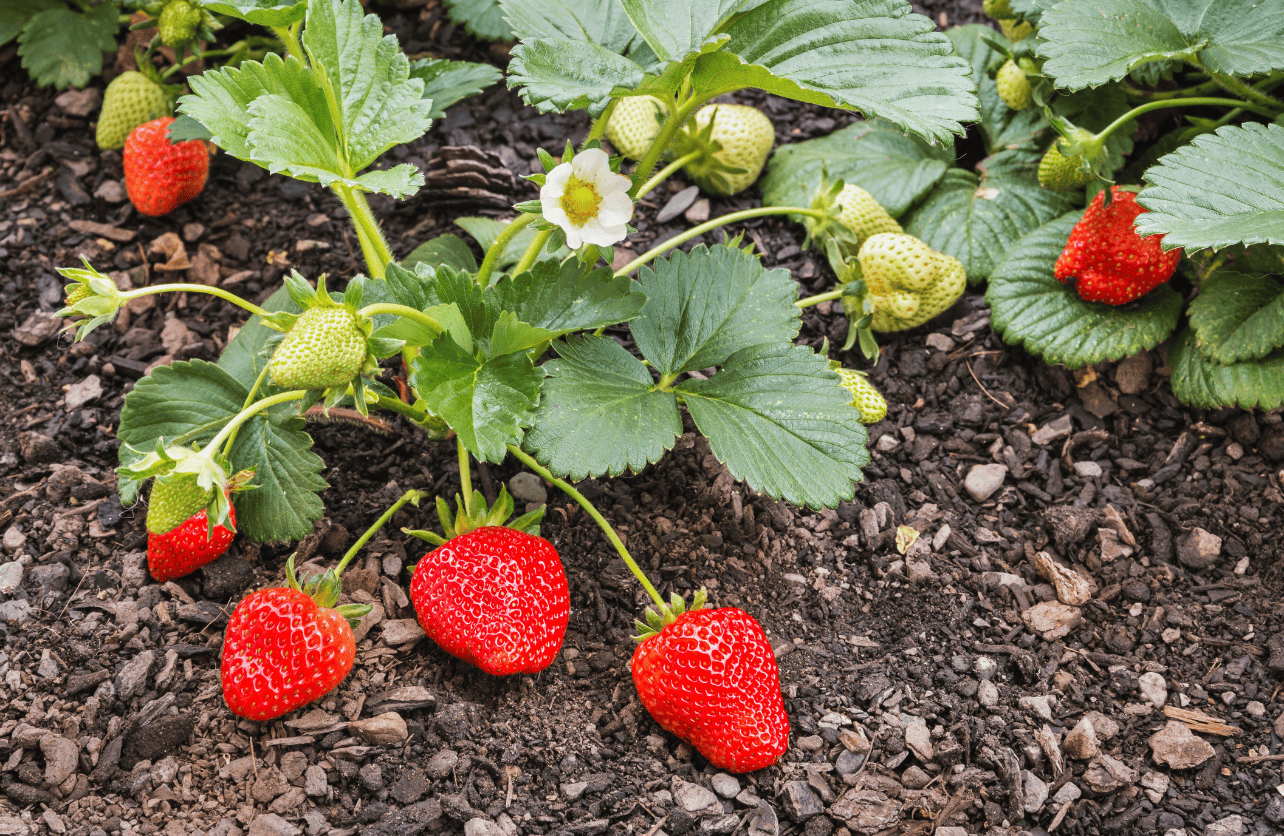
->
[123,117,209,217]
[221,586,356,720]
[409,527,568,675]
[146,474,235,583]
[631,602,789,773]
[1054,187,1182,305]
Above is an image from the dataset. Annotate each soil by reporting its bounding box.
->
[2,3,1284,836]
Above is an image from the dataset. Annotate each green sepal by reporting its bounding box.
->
[56,258,127,341]
[632,587,708,642]
[537,147,557,173]
[260,311,299,333]
[514,199,544,213]
[335,604,373,630]
[283,270,320,309]
[402,528,448,547]
[420,484,544,543]
[342,276,365,314]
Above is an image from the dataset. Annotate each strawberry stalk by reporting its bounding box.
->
[333,488,426,577]
[796,288,844,309]
[200,390,308,460]
[628,95,707,200]
[634,150,703,200]
[1088,96,1278,149]
[505,444,666,610]
[119,282,273,318]
[456,438,476,519]
[584,98,618,145]
[356,302,444,335]
[475,213,538,286]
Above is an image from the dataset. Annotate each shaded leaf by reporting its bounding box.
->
[443,0,512,40]
[408,58,503,118]
[1169,327,1284,410]
[18,2,118,89]
[199,0,307,27]
[1188,271,1284,364]
[486,259,647,336]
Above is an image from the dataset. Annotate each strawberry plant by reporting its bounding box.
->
[56,0,986,769]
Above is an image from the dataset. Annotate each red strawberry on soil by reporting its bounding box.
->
[631,598,789,773]
[410,526,569,675]
[222,586,357,720]
[1054,186,1182,305]
[124,116,209,217]
[146,473,235,583]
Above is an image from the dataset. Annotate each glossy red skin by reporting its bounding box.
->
[631,607,789,773]
[123,117,209,217]
[221,587,355,721]
[147,503,235,583]
[1054,187,1182,305]
[410,527,569,675]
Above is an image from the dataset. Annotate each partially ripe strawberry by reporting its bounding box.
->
[679,104,775,197]
[146,473,235,582]
[632,605,789,773]
[410,527,568,675]
[221,587,356,720]
[124,117,209,216]
[269,307,368,390]
[604,96,669,161]
[147,472,213,535]
[858,233,966,332]
[1038,128,1095,191]
[837,369,888,424]
[96,71,170,151]
[1054,186,1182,305]
[995,59,1032,110]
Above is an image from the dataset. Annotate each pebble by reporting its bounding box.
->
[507,472,547,504]
[1018,695,1054,721]
[64,375,102,409]
[1031,415,1073,446]
[1139,671,1168,708]
[1052,782,1081,804]
[672,779,718,813]
[1063,718,1100,760]
[247,814,301,836]
[562,782,587,800]
[1140,771,1169,804]
[780,781,823,821]
[349,712,408,745]
[55,88,101,116]
[925,333,955,352]
[963,464,1007,502]
[1176,527,1222,569]
[41,734,79,786]
[115,650,156,701]
[390,767,428,804]
[1,528,24,554]
[901,766,930,789]
[1023,770,1048,813]
[977,680,999,707]
[1022,601,1081,640]
[1246,701,1266,717]
[1149,721,1215,769]
[710,774,740,798]
[1205,815,1244,836]
[304,765,328,797]
[1073,461,1103,478]
[426,749,458,778]
[380,619,427,646]
[0,600,33,624]
[0,562,23,593]
[903,722,932,761]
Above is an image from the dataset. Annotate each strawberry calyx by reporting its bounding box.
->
[633,588,708,642]
[282,555,372,630]
[57,258,127,340]
[670,109,745,195]
[119,442,254,536]
[403,485,545,547]
[800,178,856,252]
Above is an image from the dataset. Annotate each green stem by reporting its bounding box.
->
[797,289,843,309]
[1093,96,1277,145]
[635,150,703,200]
[120,284,271,318]
[585,99,618,145]
[159,46,238,80]
[357,303,443,335]
[222,364,273,457]
[629,96,706,199]
[334,488,425,576]
[457,438,474,518]
[270,24,305,63]
[334,185,393,278]
[512,229,553,275]
[201,390,307,459]
[1207,71,1284,111]
[475,213,536,286]
[615,206,829,277]
[1121,79,1222,100]
[507,445,664,608]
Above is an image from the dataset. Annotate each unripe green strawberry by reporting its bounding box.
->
[269,307,368,390]
[837,369,888,424]
[96,71,170,151]
[680,104,775,197]
[147,473,214,535]
[996,59,1032,110]
[983,0,1014,18]
[1038,128,1095,191]
[858,233,966,332]
[65,283,92,307]
[604,96,669,161]
[832,184,902,255]
[999,18,1034,41]
[159,0,202,48]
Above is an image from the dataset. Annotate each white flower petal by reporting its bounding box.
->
[563,224,584,249]
[542,202,571,229]
[596,171,632,195]
[579,217,627,247]
[545,162,573,189]
[571,148,609,181]
[597,191,634,226]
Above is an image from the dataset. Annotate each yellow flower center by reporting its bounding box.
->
[560,174,602,226]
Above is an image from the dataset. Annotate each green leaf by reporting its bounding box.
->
[443,0,512,41]
[1039,0,1284,90]
[619,0,744,61]
[485,259,647,336]
[1187,271,1284,364]
[219,286,299,384]
[455,216,571,269]
[118,361,327,543]
[407,58,503,119]
[403,233,479,274]
[985,212,1183,367]
[18,2,118,89]
[525,335,682,479]
[761,120,953,218]
[167,114,213,143]
[903,163,1074,283]
[409,336,544,462]
[945,25,1047,154]
[506,38,647,114]
[0,0,60,47]
[695,0,978,145]
[1136,123,1284,251]
[198,0,307,27]
[1169,327,1284,410]
[503,0,640,54]
[677,344,869,510]
[630,244,801,377]
[302,0,434,174]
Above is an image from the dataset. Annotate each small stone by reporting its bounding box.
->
[1205,815,1244,836]
[1176,528,1222,569]
[747,802,778,836]
[1115,353,1151,394]
[1022,601,1081,640]
[349,712,408,745]
[94,180,127,202]
[1031,415,1074,446]
[673,779,718,813]
[358,763,383,793]
[710,774,740,798]
[978,680,999,707]
[925,333,955,352]
[251,769,291,803]
[1081,753,1137,794]
[903,722,932,761]
[796,734,824,752]
[684,199,710,224]
[1073,461,1103,478]
[900,766,930,789]
[55,88,101,116]
[1063,718,1100,760]
[304,765,328,797]
[562,782,587,800]
[0,562,23,593]
[835,749,865,775]
[1018,695,1054,721]
[780,781,823,821]
[829,789,900,835]
[426,749,458,778]
[507,472,547,504]
[247,814,302,836]
[1051,782,1081,804]
[1246,701,1266,717]
[657,186,700,223]
[65,375,103,409]
[1140,771,1169,804]
[115,650,156,701]
[1023,770,1048,813]
[1149,721,1215,769]
[41,735,79,787]
[2,528,25,554]
[964,464,1007,502]
[1139,672,1168,708]
[380,619,426,646]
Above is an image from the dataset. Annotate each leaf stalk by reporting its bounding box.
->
[614,206,829,276]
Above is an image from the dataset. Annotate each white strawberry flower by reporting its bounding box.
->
[540,147,633,249]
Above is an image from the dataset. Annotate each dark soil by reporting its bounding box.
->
[3,2,1284,836]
